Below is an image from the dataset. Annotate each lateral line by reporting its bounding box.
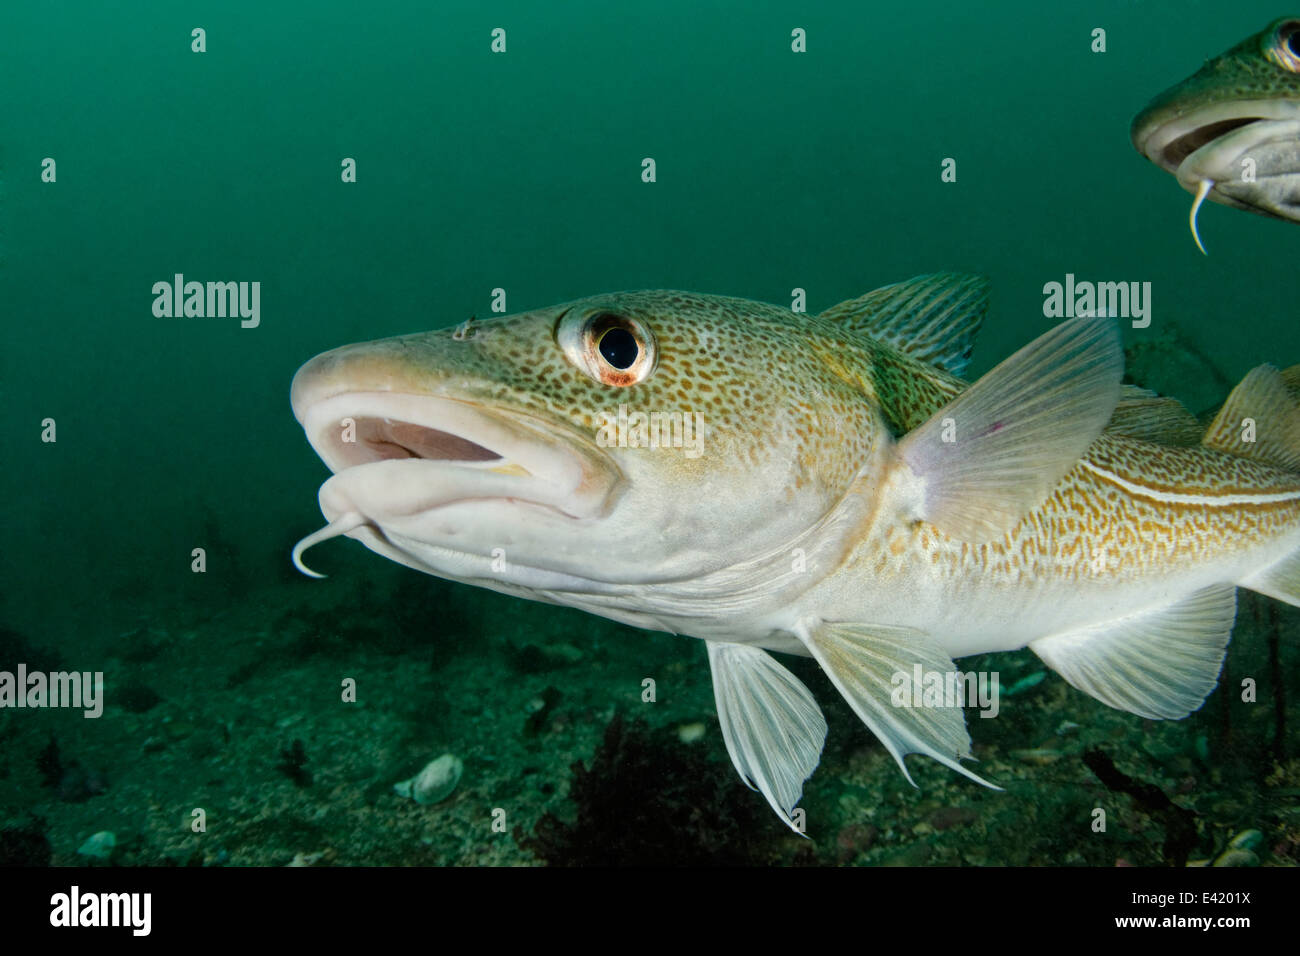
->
[1080,459,1300,507]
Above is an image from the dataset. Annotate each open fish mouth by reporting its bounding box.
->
[1132,100,1300,251]
[328,415,508,467]
[1166,117,1270,172]
[1140,115,1265,172]
[290,387,618,578]
[1131,99,1300,175]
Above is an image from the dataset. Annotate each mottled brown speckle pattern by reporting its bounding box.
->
[360,291,900,504]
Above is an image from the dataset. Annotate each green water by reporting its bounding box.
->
[1,2,1298,866]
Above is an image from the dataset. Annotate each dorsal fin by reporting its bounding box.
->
[1202,365,1300,471]
[1106,385,1203,445]
[819,273,989,377]
[1280,364,1300,402]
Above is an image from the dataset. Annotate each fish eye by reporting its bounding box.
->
[1273,20,1300,70]
[557,309,657,387]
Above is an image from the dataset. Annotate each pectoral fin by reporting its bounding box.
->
[895,315,1123,543]
[706,642,827,833]
[800,621,997,789]
[1029,585,1235,719]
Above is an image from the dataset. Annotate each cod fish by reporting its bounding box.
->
[1132,17,1300,253]
[291,274,1300,831]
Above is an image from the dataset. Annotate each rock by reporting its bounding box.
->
[77,831,117,862]
[395,754,463,805]
[1228,829,1262,851]
[928,806,978,831]
[836,823,877,857]
[1210,830,1264,866]
[1124,324,1231,416]
[1212,848,1258,867]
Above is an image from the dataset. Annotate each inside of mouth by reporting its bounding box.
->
[1162,117,1260,167]
[338,417,503,466]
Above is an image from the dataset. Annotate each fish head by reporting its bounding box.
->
[290,292,881,618]
[1131,17,1300,246]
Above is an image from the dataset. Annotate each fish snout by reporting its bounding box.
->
[290,341,418,425]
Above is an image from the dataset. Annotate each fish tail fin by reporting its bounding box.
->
[1204,364,1300,606]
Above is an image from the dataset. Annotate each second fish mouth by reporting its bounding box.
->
[1155,117,1263,171]
[1132,97,1300,174]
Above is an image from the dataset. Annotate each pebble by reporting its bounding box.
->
[677,722,707,744]
[1212,848,1258,867]
[394,754,463,805]
[1010,748,1063,765]
[77,831,117,862]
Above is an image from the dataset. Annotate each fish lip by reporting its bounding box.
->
[296,389,620,521]
[1132,98,1300,176]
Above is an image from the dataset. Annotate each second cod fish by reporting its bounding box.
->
[291,273,1300,831]
[1132,16,1300,253]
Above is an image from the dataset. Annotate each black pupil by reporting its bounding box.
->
[1289,29,1300,57]
[598,327,639,370]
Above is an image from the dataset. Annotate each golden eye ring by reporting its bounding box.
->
[558,311,657,387]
